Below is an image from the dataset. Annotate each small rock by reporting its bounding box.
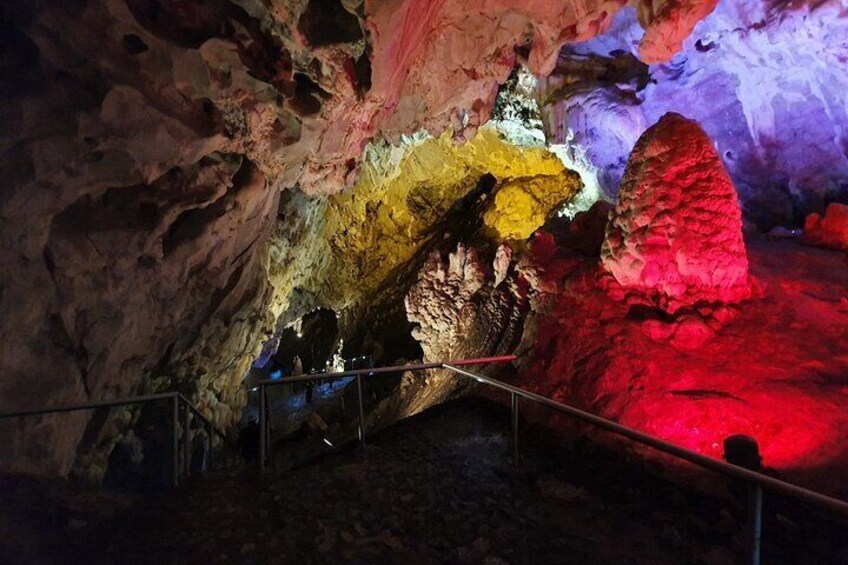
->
[66,518,87,530]
[457,537,491,564]
[659,524,684,548]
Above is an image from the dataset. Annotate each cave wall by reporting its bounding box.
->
[1,0,703,476]
[4,0,837,478]
[540,0,848,226]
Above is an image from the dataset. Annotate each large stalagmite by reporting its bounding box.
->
[601,112,750,313]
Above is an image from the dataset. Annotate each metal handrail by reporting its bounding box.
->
[0,392,180,420]
[260,356,848,564]
[255,355,517,468]
[0,391,230,487]
[442,364,848,516]
[254,355,518,386]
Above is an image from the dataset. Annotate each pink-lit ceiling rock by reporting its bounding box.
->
[637,0,720,63]
[601,113,750,313]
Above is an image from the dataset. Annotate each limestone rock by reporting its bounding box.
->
[601,113,750,313]
[405,245,527,363]
[0,0,772,476]
[481,173,582,241]
[802,203,848,251]
[538,1,848,224]
[636,0,720,64]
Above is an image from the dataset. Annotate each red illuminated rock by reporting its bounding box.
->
[519,235,848,488]
[601,113,750,313]
[802,203,848,251]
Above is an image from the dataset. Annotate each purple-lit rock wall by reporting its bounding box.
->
[541,0,848,226]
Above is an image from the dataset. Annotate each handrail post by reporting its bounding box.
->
[356,374,365,448]
[511,392,519,467]
[259,384,267,469]
[723,435,763,565]
[206,421,213,471]
[171,394,179,487]
[748,485,763,565]
[182,399,191,479]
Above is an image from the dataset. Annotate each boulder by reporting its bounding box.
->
[802,203,848,251]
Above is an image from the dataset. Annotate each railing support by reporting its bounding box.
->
[0,391,228,489]
[206,421,213,471]
[356,374,365,448]
[511,392,519,466]
[259,384,267,469]
[171,394,179,488]
[182,400,191,479]
[748,485,763,565]
[723,434,763,565]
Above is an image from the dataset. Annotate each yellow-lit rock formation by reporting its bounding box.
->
[310,126,580,311]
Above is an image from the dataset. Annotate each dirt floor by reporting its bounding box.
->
[3,396,846,564]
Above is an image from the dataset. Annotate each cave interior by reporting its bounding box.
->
[0,0,847,562]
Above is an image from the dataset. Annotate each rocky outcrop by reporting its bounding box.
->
[406,245,529,364]
[637,0,720,63]
[314,126,579,314]
[601,113,750,313]
[482,174,581,241]
[803,203,848,251]
[522,233,848,488]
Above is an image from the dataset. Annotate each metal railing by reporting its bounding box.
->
[0,392,229,487]
[254,356,517,467]
[258,356,848,565]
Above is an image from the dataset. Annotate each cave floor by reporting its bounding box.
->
[4,396,847,564]
[45,396,833,565]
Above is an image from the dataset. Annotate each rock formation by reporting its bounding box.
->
[1,0,846,489]
[406,245,529,364]
[803,203,848,251]
[601,113,750,313]
[538,0,848,225]
[0,0,611,476]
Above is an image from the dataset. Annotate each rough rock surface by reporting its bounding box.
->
[601,113,750,313]
[637,0,720,63]
[0,0,607,476]
[523,235,848,493]
[316,126,579,314]
[2,0,841,483]
[803,203,848,251]
[539,0,848,225]
[406,245,528,364]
